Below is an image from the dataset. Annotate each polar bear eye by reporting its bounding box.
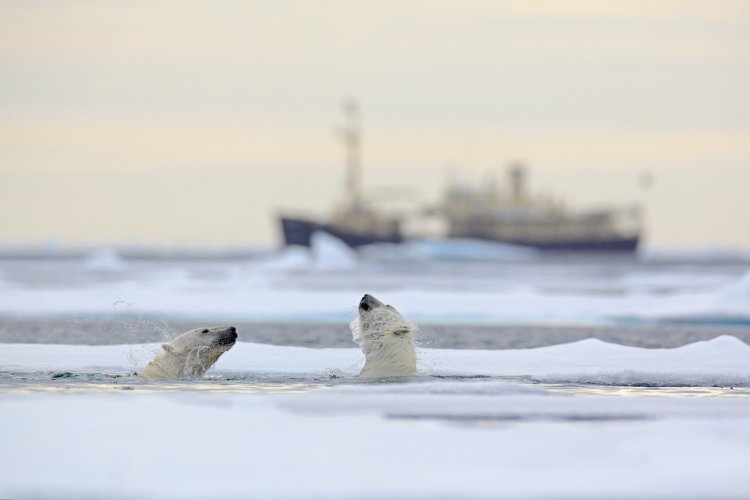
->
[201,329,209,334]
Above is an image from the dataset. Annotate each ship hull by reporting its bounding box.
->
[280,216,403,248]
[281,216,638,252]
[460,234,640,253]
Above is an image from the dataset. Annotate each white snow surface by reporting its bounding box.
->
[3,393,749,500]
[2,337,750,499]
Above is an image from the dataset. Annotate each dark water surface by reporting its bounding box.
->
[1,317,749,349]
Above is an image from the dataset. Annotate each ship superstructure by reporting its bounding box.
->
[441,164,641,251]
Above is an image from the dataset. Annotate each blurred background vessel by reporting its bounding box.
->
[280,103,642,252]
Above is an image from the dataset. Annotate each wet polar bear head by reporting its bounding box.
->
[350,294,417,378]
[140,326,238,379]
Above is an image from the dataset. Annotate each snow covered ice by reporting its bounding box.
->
[2,337,750,499]
[1,238,749,325]
[1,241,750,498]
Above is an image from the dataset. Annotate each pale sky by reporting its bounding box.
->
[1,1,749,248]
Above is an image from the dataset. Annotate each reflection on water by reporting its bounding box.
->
[0,371,335,394]
[544,384,750,398]
[2,371,749,397]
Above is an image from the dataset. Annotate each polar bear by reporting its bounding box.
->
[140,326,238,379]
[350,294,417,378]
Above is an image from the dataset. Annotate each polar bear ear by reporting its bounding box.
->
[161,342,175,353]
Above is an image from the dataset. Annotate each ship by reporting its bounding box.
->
[279,102,642,253]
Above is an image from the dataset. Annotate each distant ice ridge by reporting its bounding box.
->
[360,238,538,262]
[82,248,127,272]
[249,231,357,272]
[642,244,750,262]
[721,270,750,308]
[247,234,536,271]
[2,335,749,387]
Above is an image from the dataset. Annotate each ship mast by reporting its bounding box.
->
[340,99,362,209]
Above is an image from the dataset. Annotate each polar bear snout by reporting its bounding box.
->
[359,294,384,312]
[214,326,238,346]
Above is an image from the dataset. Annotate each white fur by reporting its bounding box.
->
[140,326,236,379]
[351,296,417,378]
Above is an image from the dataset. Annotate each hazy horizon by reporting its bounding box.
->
[2,1,749,249]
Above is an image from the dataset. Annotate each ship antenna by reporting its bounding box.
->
[340,98,362,209]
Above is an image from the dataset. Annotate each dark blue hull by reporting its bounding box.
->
[280,216,403,248]
[280,216,638,252]
[463,234,640,253]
